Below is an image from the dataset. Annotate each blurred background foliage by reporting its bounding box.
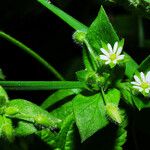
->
[0,0,150,150]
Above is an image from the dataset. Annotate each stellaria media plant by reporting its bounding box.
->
[0,0,150,149]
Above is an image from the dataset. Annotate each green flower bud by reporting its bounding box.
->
[73,30,86,45]
[105,103,122,124]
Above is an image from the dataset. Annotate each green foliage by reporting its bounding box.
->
[113,110,127,150]
[0,86,9,107]
[138,55,150,73]
[5,99,61,127]
[0,1,149,149]
[73,94,108,141]
[15,121,37,136]
[86,6,119,54]
[37,1,88,31]
[50,101,74,121]
[41,89,80,109]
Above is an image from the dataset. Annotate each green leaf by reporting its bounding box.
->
[0,69,6,80]
[73,94,108,142]
[41,89,80,109]
[85,6,138,78]
[113,110,127,150]
[15,121,37,136]
[117,82,135,107]
[86,6,119,54]
[37,115,75,150]
[50,101,74,121]
[53,115,75,150]
[37,1,88,31]
[104,88,121,105]
[138,55,150,73]
[0,86,9,107]
[5,99,61,128]
[36,128,56,146]
[125,54,139,79]
[132,95,150,110]
[0,116,14,142]
[76,69,94,82]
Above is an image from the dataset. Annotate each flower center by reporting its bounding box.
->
[110,53,117,61]
[141,82,149,89]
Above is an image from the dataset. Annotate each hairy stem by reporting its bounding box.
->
[0,81,87,90]
[0,31,64,81]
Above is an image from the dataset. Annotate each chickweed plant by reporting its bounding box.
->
[0,0,150,150]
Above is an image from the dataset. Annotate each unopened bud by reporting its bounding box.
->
[73,30,86,45]
[105,103,122,124]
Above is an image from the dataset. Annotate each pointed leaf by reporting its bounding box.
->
[138,55,150,73]
[41,89,80,109]
[73,94,108,141]
[105,88,121,105]
[37,1,87,31]
[15,121,37,136]
[86,6,119,54]
[5,99,61,128]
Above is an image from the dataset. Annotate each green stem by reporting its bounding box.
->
[37,0,88,31]
[101,88,107,105]
[0,31,64,81]
[138,17,144,48]
[0,81,87,90]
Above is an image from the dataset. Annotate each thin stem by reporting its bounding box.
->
[0,81,87,90]
[101,88,107,105]
[37,0,88,31]
[0,31,64,81]
[138,17,144,48]
[84,39,99,70]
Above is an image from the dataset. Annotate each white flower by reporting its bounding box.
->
[131,71,150,95]
[100,41,125,67]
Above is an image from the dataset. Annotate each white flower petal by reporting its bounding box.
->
[113,42,118,53]
[146,71,150,83]
[116,47,123,56]
[116,55,125,61]
[107,43,113,53]
[105,60,111,64]
[100,48,109,56]
[140,72,146,82]
[100,55,109,60]
[133,86,143,92]
[131,81,140,86]
[134,75,141,84]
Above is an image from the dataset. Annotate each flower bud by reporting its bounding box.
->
[105,103,122,124]
[73,30,86,45]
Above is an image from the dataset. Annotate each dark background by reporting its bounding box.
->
[0,0,150,150]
